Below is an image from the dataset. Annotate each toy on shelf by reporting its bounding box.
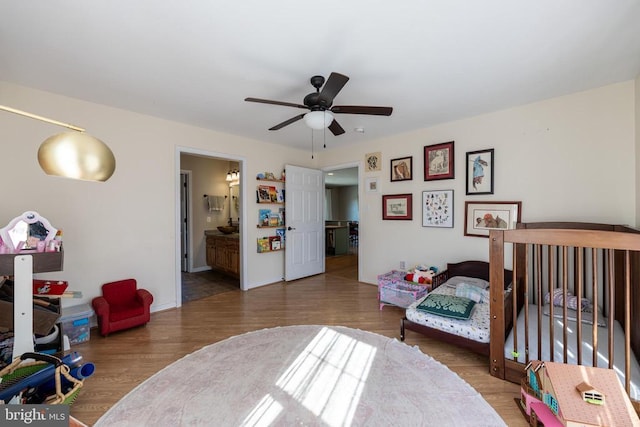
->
[33,280,68,296]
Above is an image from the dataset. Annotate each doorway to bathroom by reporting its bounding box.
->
[177,149,245,305]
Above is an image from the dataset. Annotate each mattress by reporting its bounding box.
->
[405,284,490,343]
[505,304,640,400]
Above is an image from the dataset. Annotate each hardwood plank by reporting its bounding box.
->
[69,265,526,426]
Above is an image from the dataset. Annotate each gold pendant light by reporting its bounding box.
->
[1,105,116,182]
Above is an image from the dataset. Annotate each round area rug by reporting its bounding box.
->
[95,325,506,426]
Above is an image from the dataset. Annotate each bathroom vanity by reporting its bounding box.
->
[205,232,239,278]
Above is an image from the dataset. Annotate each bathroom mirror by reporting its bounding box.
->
[0,211,58,252]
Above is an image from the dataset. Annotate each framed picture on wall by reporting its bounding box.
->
[365,152,382,172]
[424,141,455,181]
[390,156,413,182]
[422,190,453,228]
[382,193,413,220]
[466,149,494,195]
[365,177,379,193]
[464,201,521,237]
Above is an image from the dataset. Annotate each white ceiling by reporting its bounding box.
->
[2,1,639,151]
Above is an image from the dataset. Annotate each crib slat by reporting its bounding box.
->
[562,246,569,363]
[535,244,542,361]
[522,244,528,364]
[607,249,615,370]
[576,249,583,365]
[626,250,632,394]
[548,246,555,362]
[590,249,598,366]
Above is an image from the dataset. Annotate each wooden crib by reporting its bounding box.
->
[489,221,640,409]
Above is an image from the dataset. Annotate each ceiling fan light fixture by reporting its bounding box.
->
[304,110,334,130]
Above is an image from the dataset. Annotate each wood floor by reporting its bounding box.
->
[69,257,526,426]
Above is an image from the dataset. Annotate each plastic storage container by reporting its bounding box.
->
[59,303,94,345]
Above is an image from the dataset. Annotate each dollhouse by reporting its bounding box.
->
[518,360,640,426]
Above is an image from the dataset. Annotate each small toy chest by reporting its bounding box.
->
[377,270,431,309]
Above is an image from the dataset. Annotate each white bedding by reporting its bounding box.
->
[406,283,490,343]
[505,304,640,400]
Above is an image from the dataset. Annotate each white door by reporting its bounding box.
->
[285,164,324,281]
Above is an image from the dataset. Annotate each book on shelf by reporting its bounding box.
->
[268,212,283,227]
[257,237,270,253]
[269,236,282,250]
[268,186,278,202]
[257,186,271,203]
[258,208,271,226]
[276,228,286,241]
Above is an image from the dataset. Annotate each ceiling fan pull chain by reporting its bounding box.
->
[311,128,315,159]
[322,122,326,149]
[323,112,327,148]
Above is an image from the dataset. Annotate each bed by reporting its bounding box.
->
[400,260,513,356]
[489,221,640,408]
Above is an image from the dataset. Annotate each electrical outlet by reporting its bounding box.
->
[206,216,211,223]
[399,261,407,270]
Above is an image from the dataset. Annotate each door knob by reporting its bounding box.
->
[287,226,295,231]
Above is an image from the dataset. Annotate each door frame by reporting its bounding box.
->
[180,170,192,272]
[175,146,248,307]
[322,161,362,282]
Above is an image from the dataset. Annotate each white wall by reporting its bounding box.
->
[1,80,636,310]
[0,82,314,312]
[318,81,637,285]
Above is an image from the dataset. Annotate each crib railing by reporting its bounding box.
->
[489,226,640,403]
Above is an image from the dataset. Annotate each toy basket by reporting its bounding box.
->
[0,352,84,404]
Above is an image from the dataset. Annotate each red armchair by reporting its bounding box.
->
[92,279,153,336]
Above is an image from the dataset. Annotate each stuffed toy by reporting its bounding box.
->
[405,267,436,285]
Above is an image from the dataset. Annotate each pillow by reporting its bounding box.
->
[416,294,476,320]
[444,276,490,290]
[455,283,489,303]
[542,305,607,328]
[544,288,591,311]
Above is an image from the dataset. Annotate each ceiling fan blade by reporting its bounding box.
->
[319,72,349,105]
[328,119,345,136]
[245,97,307,110]
[269,114,306,131]
[331,105,393,116]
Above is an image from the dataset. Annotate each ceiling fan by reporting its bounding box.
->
[245,72,393,136]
